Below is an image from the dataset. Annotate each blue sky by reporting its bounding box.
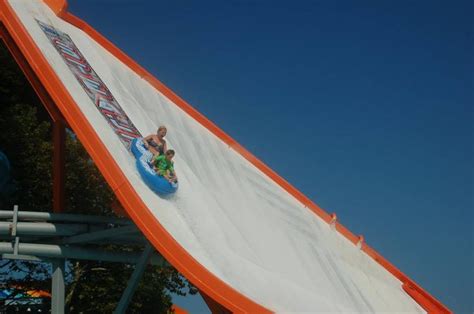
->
[69,1,472,313]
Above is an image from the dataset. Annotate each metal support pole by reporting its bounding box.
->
[0,221,93,237]
[0,242,165,265]
[12,205,19,255]
[51,259,65,314]
[0,210,133,225]
[114,244,154,314]
[11,205,18,236]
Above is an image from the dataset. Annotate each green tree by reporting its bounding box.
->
[0,41,197,313]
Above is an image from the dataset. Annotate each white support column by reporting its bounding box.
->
[51,259,65,314]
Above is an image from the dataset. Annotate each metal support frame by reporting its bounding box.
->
[1,206,168,313]
[114,244,154,314]
[0,207,165,265]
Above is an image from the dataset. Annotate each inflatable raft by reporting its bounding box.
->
[130,138,178,195]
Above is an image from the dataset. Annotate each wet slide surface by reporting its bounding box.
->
[1,0,443,312]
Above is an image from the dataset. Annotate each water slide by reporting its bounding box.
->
[0,1,450,312]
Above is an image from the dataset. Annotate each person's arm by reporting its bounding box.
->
[169,163,177,181]
[163,140,168,153]
[164,170,176,182]
[143,135,152,148]
[143,135,160,155]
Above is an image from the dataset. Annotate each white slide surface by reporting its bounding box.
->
[6,0,427,312]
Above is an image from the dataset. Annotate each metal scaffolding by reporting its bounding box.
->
[0,206,167,313]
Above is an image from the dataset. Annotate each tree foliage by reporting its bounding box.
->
[0,42,197,313]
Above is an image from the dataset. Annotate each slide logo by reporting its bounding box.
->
[36,19,141,148]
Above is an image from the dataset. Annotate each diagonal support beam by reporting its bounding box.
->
[62,224,138,244]
[114,244,154,314]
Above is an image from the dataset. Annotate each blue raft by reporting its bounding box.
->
[130,138,178,195]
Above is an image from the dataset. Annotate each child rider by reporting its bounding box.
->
[152,149,177,183]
